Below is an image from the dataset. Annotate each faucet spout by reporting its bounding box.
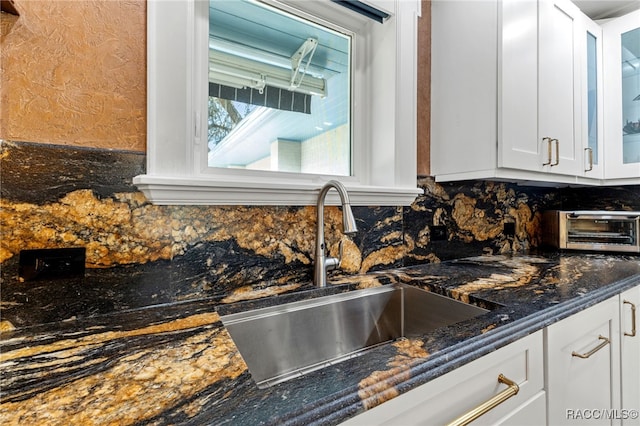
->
[314,180,358,288]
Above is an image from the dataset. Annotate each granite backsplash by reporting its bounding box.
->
[1,140,638,329]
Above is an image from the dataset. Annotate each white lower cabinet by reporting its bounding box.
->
[546,288,640,425]
[341,331,545,425]
[620,287,640,426]
[546,296,621,425]
[341,286,640,425]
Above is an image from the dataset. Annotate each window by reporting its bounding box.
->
[134,0,421,206]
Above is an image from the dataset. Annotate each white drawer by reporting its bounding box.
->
[342,330,545,425]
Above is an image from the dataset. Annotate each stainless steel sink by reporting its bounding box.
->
[221,284,489,388]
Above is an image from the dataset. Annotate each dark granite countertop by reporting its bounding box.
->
[1,253,640,425]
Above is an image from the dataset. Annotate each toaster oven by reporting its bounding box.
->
[542,210,640,253]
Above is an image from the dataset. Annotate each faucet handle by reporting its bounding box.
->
[325,240,346,273]
[325,255,340,272]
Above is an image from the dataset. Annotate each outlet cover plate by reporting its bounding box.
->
[503,222,516,236]
[19,247,86,281]
[430,225,447,241]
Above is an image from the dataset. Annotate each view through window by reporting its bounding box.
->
[208,0,352,175]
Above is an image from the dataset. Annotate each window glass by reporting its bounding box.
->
[586,31,598,164]
[208,0,351,175]
[621,27,640,164]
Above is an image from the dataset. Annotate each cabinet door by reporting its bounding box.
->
[500,0,582,177]
[498,0,539,172]
[537,0,582,176]
[620,286,640,426]
[431,0,499,178]
[579,18,604,179]
[603,10,640,180]
[546,297,621,425]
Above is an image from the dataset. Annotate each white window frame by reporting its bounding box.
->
[133,0,422,206]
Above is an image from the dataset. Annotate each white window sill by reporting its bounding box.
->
[133,174,422,206]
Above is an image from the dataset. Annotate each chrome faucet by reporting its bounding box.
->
[314,180,358,288]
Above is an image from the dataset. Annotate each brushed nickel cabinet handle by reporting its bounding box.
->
[446,374,520,426]
[542,137,552,166]
[572,335,610,359]
[550,138,560,166]
[624,300,637,337]
[585,147,593,172]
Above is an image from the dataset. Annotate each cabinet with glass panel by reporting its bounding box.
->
[581,19,604,179]
[603,10,640,181]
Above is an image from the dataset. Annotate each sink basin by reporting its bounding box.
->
[221,284,489,388]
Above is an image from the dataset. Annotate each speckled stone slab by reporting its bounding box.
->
[2,253,639,425]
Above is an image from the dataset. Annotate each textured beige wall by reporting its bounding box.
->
[0,0,146,151]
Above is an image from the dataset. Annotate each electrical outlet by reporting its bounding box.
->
[503,222,516,237]
[430,225,447,241]
[19,248,86,281]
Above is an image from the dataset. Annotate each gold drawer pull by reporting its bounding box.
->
[542,137,552,166]
[550,138,560,166]
[585,147,593,172]
[572,335,610,359]
[446,374,520,426]
[624,300,637,337]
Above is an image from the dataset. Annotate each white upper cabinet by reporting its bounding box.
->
[433,0,595,185]
[602,9,640,182]
[432,0,632,186]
